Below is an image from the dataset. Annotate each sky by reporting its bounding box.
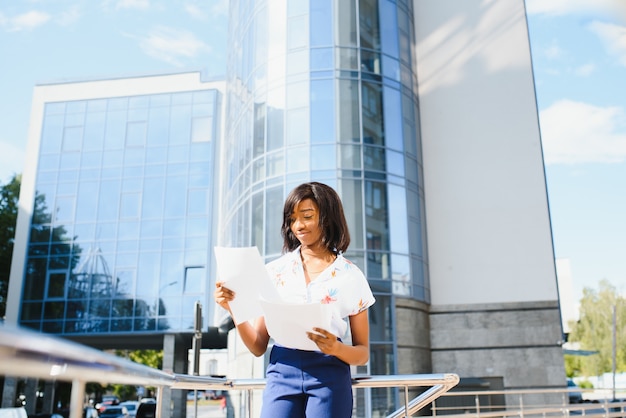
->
[0,0,625,305]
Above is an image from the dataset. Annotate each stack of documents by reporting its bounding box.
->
[214,246,331,351]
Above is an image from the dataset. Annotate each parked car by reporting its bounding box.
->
[567,378,583,403]
[99,405,129,418]
[135,402,156,418]
[119,401,140,417]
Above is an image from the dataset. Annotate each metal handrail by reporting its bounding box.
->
[0,324,459,418]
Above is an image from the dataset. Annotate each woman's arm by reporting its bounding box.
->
[307,309,370,365]
[214,282,270,357]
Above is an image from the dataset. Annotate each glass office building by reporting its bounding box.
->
[6,0,566,416]
[221,0,427,413]
[17,78,221,336]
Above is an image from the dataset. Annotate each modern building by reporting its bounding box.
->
[4,71,226,416]
[4,0,566,417]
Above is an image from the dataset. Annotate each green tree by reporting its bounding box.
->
[112,350,163,401]
[568,279,626,377]
[0,174,21,318]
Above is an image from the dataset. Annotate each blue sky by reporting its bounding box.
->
[0,1,625,303]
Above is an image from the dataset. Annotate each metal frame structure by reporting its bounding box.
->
[0,324,459,418]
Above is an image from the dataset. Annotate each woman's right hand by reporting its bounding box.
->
[214,282,235,311]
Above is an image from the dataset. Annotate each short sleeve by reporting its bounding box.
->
[336,257,375,316]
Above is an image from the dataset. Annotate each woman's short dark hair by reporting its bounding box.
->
[281,182,351,253]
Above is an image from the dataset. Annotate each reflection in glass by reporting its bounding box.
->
[23,90,219,335]
[310,79,334,144]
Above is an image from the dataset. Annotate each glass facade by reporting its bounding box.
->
[224,0,427,414]
[20,89,220,335]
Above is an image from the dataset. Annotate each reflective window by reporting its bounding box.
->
[338,80,360,142]
[379,0,399,59]
[254,103,266,157]
[391,254,411,296]
[287,107,309,145]
[191,116,213,143]
[364,145,385,172]
[170,105,192,144]
[336,0,357,46]
[47,271,67,299]
[338,144,361,170]
[340,179,364,250]
[310,79,334,144]
[286,146,310,173]
[287,49,309,76]
[54,196,75,223]
[265,187,283,256]
[310,48,333,70]
[311,145,335,170]
[105,109,126,149]
[63,126,83,152]
[184,266,205,294]
[362,82,384,145]
[147,107,170,146]
[187,189,208,215]
[386,150,404,177]
[24,89,219,334]
[383,86,403,150]
[267,96,285,151]
[120,192,141,219]
[310,0,332,47]
[359,0,381,51]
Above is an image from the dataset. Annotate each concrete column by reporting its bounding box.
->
[163,333,189,418]
[41,381,56,414]
[24,379,37,416]
[1,376,18,408]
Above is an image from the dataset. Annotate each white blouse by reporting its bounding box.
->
[265,247,376,338]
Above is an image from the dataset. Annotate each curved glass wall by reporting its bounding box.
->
[223,0,425,414]
[20,90,219,335]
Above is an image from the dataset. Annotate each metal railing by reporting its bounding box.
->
[0,324,459,418]
[431,387,626,418]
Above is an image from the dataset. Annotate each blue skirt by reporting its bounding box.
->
[261,344,353,418]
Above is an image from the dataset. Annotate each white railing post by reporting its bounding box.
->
[68,379,85,418]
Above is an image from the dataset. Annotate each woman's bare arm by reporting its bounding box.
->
[214,282,270,357]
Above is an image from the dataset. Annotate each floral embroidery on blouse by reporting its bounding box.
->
[321,288,338,304]
[357,298,367,312]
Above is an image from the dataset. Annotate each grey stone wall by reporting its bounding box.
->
[396,298,432,374]
[429,301,566,391]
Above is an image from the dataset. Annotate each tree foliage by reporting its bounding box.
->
[568,279,626,377]
[0,174,21,318]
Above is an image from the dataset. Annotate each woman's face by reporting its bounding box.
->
[290,198,323,248]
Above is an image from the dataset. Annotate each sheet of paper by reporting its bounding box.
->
[260,299,332,352]
[213,246,280,325]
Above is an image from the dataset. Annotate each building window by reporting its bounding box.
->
[184,266,205,294]
[46,270,68,299]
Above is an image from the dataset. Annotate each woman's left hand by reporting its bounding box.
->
[307,327,340,355]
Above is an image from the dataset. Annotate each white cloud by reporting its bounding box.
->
[544,40,563,60]
[589,21,626,67]
[0,10,50,32]
[135,26,212,66]
[525,0,624,20]
[210,0,229,17]
[183,0,228,20]
[57,6,82,26]
[115,0,150,10]
[574,63,596,76]
[540,100,626,164]
[184,3,208,20]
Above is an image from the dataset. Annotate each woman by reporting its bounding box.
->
[214,182,375,418]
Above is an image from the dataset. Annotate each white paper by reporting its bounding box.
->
[213,246,280,324]
[260,299,332,351]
